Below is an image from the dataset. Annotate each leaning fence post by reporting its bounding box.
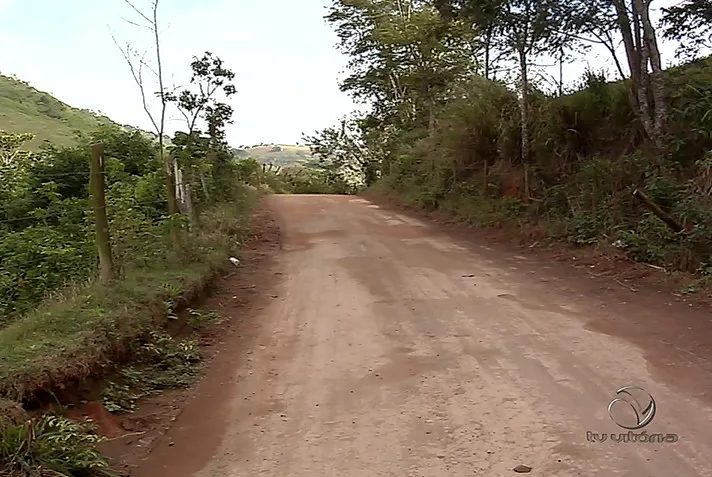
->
[90,143,115,285]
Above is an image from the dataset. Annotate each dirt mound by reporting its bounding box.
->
[0,399,28,429]
[67,401,127,439]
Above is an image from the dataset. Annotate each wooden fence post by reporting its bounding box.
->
[185,183,198,226]
[90,143,115,285]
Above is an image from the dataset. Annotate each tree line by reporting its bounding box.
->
[305,0,712,272]
[307,0,711,180]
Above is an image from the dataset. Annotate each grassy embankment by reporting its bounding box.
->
[0,75,264,476]
[375,57,712,287]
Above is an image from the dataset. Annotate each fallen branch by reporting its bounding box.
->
[615,278,638,292]
[632,188,684,233]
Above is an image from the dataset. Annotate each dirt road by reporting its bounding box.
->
[134,194,712,477]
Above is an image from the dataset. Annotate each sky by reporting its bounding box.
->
[0,0,690,147]
[0,0,359,147]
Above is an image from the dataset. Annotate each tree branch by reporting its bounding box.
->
[122,0,152,25]
[110,31,160,135]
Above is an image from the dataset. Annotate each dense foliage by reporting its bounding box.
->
[310,0,712,274]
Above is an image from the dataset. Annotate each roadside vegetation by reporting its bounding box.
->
[0,1,271,472]
[306,0,712,290]
[0,123,256,476]
[234,156,364,195]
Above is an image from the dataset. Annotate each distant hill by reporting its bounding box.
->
[0,74,118,149]
[233,144,312,166]
[0,74,307,161]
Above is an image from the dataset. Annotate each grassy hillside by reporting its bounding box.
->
[0,74,303,160]
[234,143,312,166]
[0,75,116,149]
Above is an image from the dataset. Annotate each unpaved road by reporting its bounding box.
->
[135,194,712,477]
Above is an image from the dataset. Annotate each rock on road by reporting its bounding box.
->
[135,194,712,477]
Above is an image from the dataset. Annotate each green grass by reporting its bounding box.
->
[0,75,116,150]
[0,189,257,402]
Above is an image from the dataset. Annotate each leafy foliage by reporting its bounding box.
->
[319,0,712,273]
[103,331,202,413]
[0,415,115,477]
[0,127,169,322]
[661,0,712,61]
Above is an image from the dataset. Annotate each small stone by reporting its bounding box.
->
[513,465,532,473]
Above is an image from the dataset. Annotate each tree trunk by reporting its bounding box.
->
[612,0,644,117]
[428,99,436,136]
[639,0,667,143]
[558,48,564,96]
[633,0,655,140]
[484,27,492,80]
[595,28,628,81]
[612,0,640,80]
[185,183,198,226]
[90,143,115,285]
[164,154,179,215]
[518,45,530,168]
[174,160,186,213]
[633,188,684,233]
[613,0,660,140]
[152,0,178,218]
[200,171,210,201]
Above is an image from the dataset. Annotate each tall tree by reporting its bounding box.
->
[437,0,579,186]
[570,0,667,146]
[170,52,236,203]
[326,0,474,137]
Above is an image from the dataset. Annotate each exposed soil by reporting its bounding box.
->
[364,190,712,310]
[109,194,712,477]
[90,199,283,476]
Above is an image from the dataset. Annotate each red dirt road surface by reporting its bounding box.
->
[133,194,712,477]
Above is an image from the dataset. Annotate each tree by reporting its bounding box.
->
[303,115,381,187]
[434,0,508,80]
[566,0,667,146]
[437,0,580,187]
[661,0,712,61]
[173,52,236,139]
[326,0,475,137]
[112,0,178,216]
[170,52,236,206]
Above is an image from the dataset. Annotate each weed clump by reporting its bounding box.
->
[0,415,116,477]
[102,331,203,414]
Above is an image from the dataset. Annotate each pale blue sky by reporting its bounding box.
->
[0,0,686,147]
